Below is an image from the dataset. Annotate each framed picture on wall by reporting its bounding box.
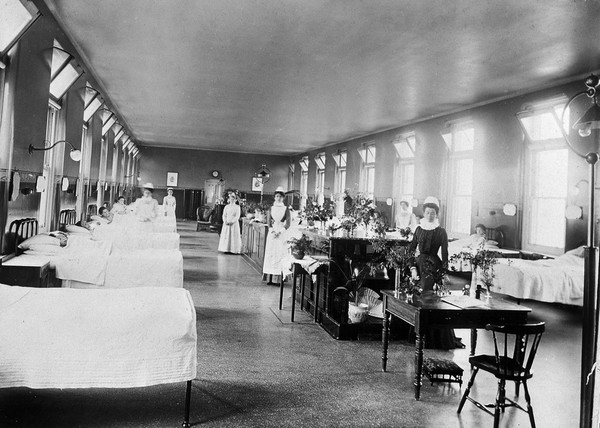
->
[167,171,178,187]
[251,177,264,191]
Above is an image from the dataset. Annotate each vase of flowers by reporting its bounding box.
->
[371,238,420,299]
[287,234,313,260]
[449,243,498,299]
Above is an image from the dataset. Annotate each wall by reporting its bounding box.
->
[139,147,290,195]
[292,80,592,251]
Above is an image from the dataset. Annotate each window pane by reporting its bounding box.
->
[49,61,81,100]
[396,141,414,159]
[529,198,566,248]
[0,0,37,54]
[454,158,473,195]
[367,166,375,197]
[533,149,568,197]
[401,164,414,196]
[451,196,472,235]
[366,145,376,163]
[454,127,474,151]
[520,111,563,141]
[340,152,347,167]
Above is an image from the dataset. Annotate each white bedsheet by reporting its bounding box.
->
[93,228,180,250]
[0,284,197,389]
[104,249,184,288]
[491,254,584,305]
[52,235,112,285]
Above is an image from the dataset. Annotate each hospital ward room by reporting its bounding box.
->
[2,1,600,427]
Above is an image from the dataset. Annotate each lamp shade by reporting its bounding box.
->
[573,102,600,130]
[69,149,82,162]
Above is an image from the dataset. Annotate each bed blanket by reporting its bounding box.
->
[53,235,112,285]
[0,284,197,389]
[492,253,583,305]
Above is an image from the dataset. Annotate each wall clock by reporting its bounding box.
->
[211,170,221,178]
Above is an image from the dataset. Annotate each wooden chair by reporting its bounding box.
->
[457,322,545,428]
[196,205,214,231]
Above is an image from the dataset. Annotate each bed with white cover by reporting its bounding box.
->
[0,284,197,425]
[20,233,183,289]
[490,248,584,306]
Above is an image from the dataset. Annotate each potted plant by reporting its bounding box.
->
[287,234,312,259]
[328,256,372,323]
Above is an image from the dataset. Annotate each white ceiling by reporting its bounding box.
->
[44,0,600,155]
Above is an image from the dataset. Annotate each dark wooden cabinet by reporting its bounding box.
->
[0,257,55,287]
[241,219,269,272]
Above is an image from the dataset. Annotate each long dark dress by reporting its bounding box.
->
[409,225,464,349]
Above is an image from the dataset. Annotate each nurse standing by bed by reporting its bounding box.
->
[218,192,242,254]
[134,183,159,222]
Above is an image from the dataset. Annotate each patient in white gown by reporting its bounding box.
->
[134,183,159,222]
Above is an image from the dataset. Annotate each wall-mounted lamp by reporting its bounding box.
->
[28,140,82,162]
[502,203,517,217]
[560,74,600,428]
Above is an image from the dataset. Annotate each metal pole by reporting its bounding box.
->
[581,153,599,428]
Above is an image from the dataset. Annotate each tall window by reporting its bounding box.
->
[358,143,376,199]
[288,162,295,193]
[442,121,474,236]
[299,156,309,209]
[332,150,347,195]
[38,102,63,230]
[517,97,569,254]
[49,41,82,102]
[314,152,326,204]
[392,132,416,226]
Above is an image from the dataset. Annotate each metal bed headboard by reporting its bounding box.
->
[59,209,77,230]
[8,218,39,255]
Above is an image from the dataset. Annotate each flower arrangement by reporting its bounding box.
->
[340,190,387,236]
[302,197,336,224]
[449,243,498,295]
[370,239,421,296]
[287,234,313,259]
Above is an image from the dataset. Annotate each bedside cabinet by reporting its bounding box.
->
[0,256,54,288]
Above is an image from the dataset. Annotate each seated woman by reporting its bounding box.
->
[465,223,487,249]
[110,195,128,215]
[395,198,418,231]
[134,183,159,222]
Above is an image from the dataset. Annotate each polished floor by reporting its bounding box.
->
[0,221,582,427]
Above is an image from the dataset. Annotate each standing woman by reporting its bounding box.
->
[163,188,177,217]
[409,196,463,349]
[262,187,291,285]
[218,192,242,254]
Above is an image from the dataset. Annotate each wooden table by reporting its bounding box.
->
[381,290,530,400]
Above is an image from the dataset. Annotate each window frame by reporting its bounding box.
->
[442,121,474,237]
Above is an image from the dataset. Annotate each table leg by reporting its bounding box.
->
[278,273,285,311]
[382,311,390,372]
[414,332,424,400]
[314,272,320,322]
[291,264,297,322]
[470,328,477,356]
[300,273,306,310]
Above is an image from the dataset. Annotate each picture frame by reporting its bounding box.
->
[167,171,178,187]
[251,177,264,191]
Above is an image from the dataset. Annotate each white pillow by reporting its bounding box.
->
[27,244,63,255]
[18,234,60,250]
[66,224,91,235]
[485,240,499,247]
[565,245,585,258]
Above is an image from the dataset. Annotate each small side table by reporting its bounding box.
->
[0,255,53,287]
